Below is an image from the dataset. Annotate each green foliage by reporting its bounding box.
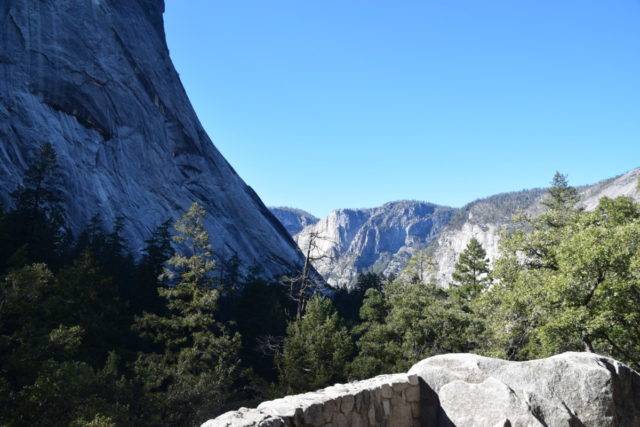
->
[450,237,491,303]
[5,147,640,424]
[541,171,579,211]
[133,202,241,426]
[402,249,434,284]
[476,174,640,370]
[222,278,293,382]
[0,264,132,426]
[350,277,470,379]
[333,272,384,323]
[1,142,68,271]
[349,288,398,379]
[278,295,354,394]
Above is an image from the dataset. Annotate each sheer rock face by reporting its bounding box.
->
[269,207,319,236]
[276,168,639,288]
[293,201,456,288]
[0,0,304,276]
[204,352,640,427]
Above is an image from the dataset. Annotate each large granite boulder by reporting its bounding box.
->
[409,352,640,427]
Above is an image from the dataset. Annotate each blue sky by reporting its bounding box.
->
[164,0,640,218]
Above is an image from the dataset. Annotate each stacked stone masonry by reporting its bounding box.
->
[204,352,640,427]
[204,373,422,427]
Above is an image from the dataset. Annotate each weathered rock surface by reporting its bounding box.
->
[269,207,319,236]
[204,352,640,427]
[293,201,456,288]
[0,0,304,276]
[204,373,422,427]
[409,352,640,427]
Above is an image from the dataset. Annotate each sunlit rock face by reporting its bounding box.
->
[269,207,319,236]
[293,201,456,288]
[275,169,640,288]
[431,168,640,287]
[0,0,304,276]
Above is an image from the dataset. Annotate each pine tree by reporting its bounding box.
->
[349,288,398,379]
[540,171,580,228]
[2,142,67,269]
[133,202,241,425]
[450,237,490,303]
[278,295,353,393]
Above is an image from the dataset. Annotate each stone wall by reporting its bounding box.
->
[203,352,640,427]
[204,373,423,427]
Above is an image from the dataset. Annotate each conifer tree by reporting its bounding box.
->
[278,295,353,393]
[2,142,67,269]
[133,202,241,425]
[349,288,398,379]
[450,237,490,303]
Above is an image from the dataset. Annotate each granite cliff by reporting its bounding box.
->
[0,0,304,276]
[291,201,456,288]
[431,167,640,286]
[276,169,639,288]
[269,207,319,236]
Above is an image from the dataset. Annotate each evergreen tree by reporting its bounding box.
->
[133,202,241,426]
[349,288,398,379]
[476,190,640,369]
[450,237,490,303]
[542,171,579,211]
[540,171,580,228]
[333,272,384,323]
[278,295,353,394]
[0,264,132,426]
[1,142,67,270]
[133,220,173,315]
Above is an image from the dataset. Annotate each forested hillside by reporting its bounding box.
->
[3,148,640,425]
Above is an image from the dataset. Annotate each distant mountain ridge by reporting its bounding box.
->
[269,207,319,236]
[273,201,456,288]
[275,168,640,288]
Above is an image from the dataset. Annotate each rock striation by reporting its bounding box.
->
[204,352,640,427]
[0,0,305,276]
[292,201,456,288]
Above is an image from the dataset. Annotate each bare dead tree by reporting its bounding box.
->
[281,230,335,318]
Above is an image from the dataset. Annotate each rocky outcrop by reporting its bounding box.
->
[293,201,456,288]
[0,0,304,276]
[269,207,319,236]
[431,168,640,286]
[431,188,547,286]
[204,352,640,427]
[278,169,640,288]
[409,352,640,427]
